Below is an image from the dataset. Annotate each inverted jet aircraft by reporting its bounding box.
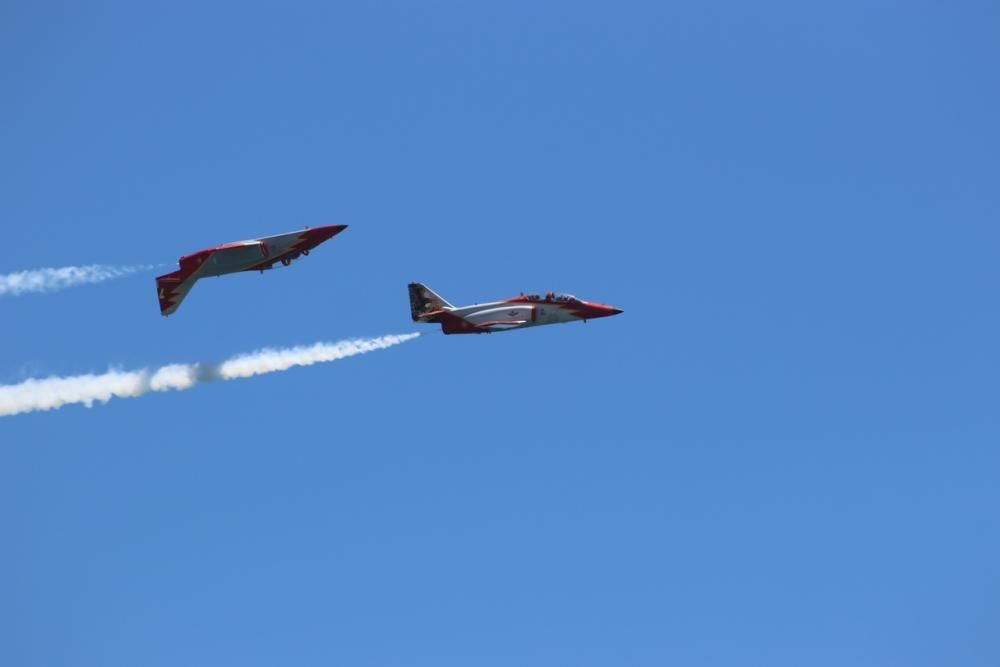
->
[156,225,346,316]
[408,283,623,334]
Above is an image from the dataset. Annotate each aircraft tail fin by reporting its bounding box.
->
[409,282,453,321]
[156,271,197,316]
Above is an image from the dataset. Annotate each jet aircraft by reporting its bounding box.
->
[408,283,623,334]
[156,225,346,316]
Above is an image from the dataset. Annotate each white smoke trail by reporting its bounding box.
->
[0,333,421,417]
[0,264,157,297]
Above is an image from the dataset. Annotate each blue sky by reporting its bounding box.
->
[1,1,998,664]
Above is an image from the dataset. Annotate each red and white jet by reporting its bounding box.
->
[408,283,623,334]
[156,225,347,316]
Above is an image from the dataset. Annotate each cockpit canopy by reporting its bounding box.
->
[521,292,581,303]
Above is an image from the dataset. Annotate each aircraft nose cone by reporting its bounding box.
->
[305,224,347,244]
[589,304,623,318]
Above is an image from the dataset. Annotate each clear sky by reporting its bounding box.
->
[1,1,998,665]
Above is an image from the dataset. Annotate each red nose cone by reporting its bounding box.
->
[305,224,348,244]
[583,303,624,318]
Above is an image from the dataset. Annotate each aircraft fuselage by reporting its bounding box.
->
[156,225,346,315]
[409,284,623,334]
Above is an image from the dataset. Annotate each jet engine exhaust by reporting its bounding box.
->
[0,333,421,417]
[0,264,158,297]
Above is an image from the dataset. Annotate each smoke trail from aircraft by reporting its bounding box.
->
[0,333,421,417]
[0,264,157,297]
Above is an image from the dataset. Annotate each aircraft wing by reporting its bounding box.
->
[211,241,271,272]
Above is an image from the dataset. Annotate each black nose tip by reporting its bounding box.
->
[610,307,624,315]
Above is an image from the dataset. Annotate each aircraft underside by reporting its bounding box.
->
[156,225,346,316]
